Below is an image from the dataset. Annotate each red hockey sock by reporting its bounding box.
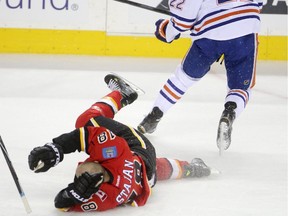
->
[94,91,122,118]
[75,91,122,128]
[156,158,172,180]
[156,158,189,180]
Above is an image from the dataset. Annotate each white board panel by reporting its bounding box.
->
[0,0,106,30]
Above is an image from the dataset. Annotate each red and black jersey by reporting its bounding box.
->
[53,118,155,212]
[52,93,157,212]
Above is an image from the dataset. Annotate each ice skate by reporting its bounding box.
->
[217,102,236,155]
[104,73,138,107]
[137,107,163,134]
[182,158,211,178]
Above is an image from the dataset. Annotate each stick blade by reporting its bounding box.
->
[21,195,32,214]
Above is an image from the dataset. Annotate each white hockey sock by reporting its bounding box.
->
[225,89,251,118]
[153,65,199,113]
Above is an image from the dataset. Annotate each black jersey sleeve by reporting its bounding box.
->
[52,129,84,154]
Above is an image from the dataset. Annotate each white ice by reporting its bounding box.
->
[0,54,287,216]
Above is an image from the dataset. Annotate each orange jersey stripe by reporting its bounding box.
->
[159,20,169,38]
[194,8,260,32]
[172,18,193,29]
[250,34,258,88]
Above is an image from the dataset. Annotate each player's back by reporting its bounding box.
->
[169,0,262,40]
[190,0,262,40]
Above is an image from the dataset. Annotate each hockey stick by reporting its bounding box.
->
[0,136,32,214]
[112,0,170,15]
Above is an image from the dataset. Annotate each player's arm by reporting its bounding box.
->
[54,172,104,211]
[28,126,95,172]
[28,128,85,172]
[55,186,119,212]
[28,126,126,172]
[155,0,202,43]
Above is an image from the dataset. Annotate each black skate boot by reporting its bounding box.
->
[217,101,237,153]
[104,74,138,107]
[182,158,211,178]
[137,107,163,134]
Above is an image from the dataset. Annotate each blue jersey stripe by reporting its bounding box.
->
[191,15,260,37]
[194,3,260,26]
[170,12,196,23]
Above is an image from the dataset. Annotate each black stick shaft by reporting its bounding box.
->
[0,136,24,195]
[0,136,32,213]
[113,0,170,15]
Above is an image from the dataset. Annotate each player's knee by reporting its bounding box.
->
[175,65,200,87]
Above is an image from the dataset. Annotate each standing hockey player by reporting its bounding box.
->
[137,0,263,153]
[28,74,211,212]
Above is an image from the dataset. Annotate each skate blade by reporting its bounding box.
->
[110,72,145,95]
[210,167,221,175]
[217,122,229,156]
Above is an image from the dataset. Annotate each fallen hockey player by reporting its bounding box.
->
[28,74,211,212]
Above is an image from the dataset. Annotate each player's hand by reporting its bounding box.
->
[67,172,104,203]
[155,19,180,43]
[28,143,64,173]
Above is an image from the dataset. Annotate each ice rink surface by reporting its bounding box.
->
[0,54,287,216]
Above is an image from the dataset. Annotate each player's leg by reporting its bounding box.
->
[75,91,123,128]
[104,73,139,107]
[156,157,211,180]
[138,39,220,134]
[217,33,258,152]
[76,74,139,128]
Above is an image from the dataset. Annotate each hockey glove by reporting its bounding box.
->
[155,19,180,43]
[66,172,104,203]
[28,143,64,173]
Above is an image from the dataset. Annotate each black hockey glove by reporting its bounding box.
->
[66,172,104,203]
[28,143,64,173]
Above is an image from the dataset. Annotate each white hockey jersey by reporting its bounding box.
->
[165,0,263,42]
